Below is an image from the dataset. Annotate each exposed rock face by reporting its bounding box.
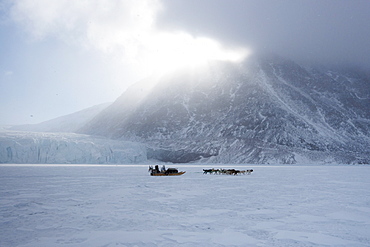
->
[80,54,370,164]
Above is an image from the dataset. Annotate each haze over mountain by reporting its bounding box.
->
[10,103,110,133]
[79,53,370,164]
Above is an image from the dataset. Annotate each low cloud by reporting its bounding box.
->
[11,0,160,49]
[10,0,248,76]
[159,0,370,70]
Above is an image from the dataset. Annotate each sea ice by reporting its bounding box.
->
[0,164,369,246]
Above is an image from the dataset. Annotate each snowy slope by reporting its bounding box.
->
[80,54,370,164]
[1,165,369,246]
[0,131,147,164]
[10,103,110,133]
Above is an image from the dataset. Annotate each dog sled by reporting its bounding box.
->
[148,165,186,176]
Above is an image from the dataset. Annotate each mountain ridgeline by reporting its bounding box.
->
[79,54,370,164]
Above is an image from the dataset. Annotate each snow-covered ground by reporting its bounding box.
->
[0,165,369,247]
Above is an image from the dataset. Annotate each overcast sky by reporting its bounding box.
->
[1,0,369,125]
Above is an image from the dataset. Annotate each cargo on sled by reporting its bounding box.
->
[148,165,186,176]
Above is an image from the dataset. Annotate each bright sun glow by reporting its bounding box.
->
[12,0,250,79]
[132,31,250,76]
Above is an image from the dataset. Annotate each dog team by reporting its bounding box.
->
[203,168,253,175]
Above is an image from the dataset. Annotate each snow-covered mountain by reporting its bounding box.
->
[0,131,146,164]
[80,54,370,164]
[10,103,110,133]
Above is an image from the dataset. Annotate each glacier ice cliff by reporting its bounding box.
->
[0,131,147,164]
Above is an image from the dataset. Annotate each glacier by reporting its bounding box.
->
[0,131,147,164]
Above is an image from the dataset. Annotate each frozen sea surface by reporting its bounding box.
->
[0,165,369,247]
